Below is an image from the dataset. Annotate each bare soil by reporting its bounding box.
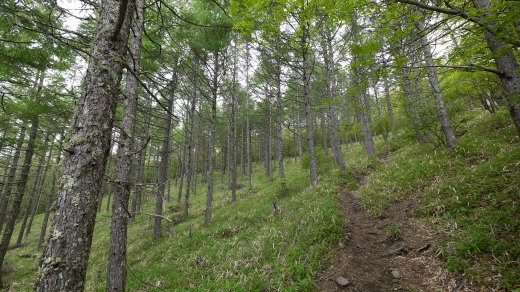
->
[317,175,472,291]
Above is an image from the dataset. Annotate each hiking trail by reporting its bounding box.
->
[317,158,472,291]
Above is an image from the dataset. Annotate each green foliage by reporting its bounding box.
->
[300,146,333,172]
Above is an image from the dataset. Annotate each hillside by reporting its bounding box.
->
[4,109,518,291]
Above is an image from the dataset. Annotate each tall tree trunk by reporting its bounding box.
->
[36,0,135,289]
[222,133,227,177]
[230,42,238,201]
[274,42,285,179]
[191,111,200,196]
[152,143,159,184]
[227,124,231,187]
[132,94,152,219]
[183,78,197,217]
[246,43,252,191]
[177,142,186,204]
[205,51,219,225]
[264,94,272,181]
[416,24,456,147]
[174,146,181,186]
[352,14,376,157]
[302,23,319,186]
[167,151,172,202]
[201,138,207,184]
[0,118,38,287]
[0,126,25,234]
[322,24,347,171]
[241,125,245,178]
[107,0,143,288]
[155,75,177,238]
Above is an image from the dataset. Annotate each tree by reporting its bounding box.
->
[107,0,144,288]
[396,0,520,136]
[36,0,136,289]
[154,74,177,237]
[350,12,376,157]
[0,118,39,288]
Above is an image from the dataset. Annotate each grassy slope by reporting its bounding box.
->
[358,109,519,290]
[5,157,351,291]
[5,109,519,290]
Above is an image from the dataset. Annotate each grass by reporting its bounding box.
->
[357,109,520,290]
[4,155,356,291]
[4,108,519,290]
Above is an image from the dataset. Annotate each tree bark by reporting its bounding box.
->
[107,0,143,288]
[473,0,520,135]
[36,0,134,289]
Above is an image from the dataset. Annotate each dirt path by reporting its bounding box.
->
[317,175,469,291]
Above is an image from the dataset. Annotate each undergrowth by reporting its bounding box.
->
[358,110,519,290]
[4,109,518,290]
[5,158,351,291]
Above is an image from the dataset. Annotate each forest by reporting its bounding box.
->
[0,0,518,290]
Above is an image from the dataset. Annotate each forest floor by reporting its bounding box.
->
[3,109,519,291]
[318,164,468,291]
